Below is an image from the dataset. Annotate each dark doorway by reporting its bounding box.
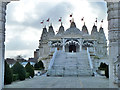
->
[69,45,76,52]
[98,63,109,78]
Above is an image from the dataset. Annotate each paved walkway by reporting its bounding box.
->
[5,76,118,88]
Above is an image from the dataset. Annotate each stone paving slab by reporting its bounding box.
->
[5,76,119,88]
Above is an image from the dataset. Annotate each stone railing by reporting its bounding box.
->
[48,48,57,70]
[87,47,93,71]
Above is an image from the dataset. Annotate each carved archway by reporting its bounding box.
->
[69,45,76,52]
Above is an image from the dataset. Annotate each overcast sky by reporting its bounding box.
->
[5,0,108,59]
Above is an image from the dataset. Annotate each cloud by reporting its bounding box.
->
[5,0,108,58]
[6,1,73,58]
[89,2,107,20]
[5,35,38,51]
[6,1,73,30]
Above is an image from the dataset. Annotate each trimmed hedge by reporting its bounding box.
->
[12,62,26,81]
[4,61,13,84]
[25,62,34,78]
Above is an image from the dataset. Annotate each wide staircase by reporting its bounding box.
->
[47,50,93,76]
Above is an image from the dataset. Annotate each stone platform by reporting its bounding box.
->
[5,76,118,88]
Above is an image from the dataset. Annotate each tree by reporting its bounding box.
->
[34,63,39,70]
[38,60,44,68]
[4,61,13,84]
[25,62,34,78]
[12,62,26,81]
[34,61,44,70]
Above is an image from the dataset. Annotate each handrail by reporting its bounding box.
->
[87,47,93,69]
[48,48,57,70]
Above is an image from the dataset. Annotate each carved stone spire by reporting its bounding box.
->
[41,26,48,40]
[82,23,89,34]
[99,26,104,34]
[91,24,98,35]
[57,22,64,35]
[48,24,55,37]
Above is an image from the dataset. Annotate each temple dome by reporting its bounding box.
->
[70,22,76,28]
[64,22,82,35]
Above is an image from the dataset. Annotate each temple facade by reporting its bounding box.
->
[39,20,107,59]
[38,20,108,76]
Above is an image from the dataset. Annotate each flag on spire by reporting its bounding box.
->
[95,18,97,23]
[46,18,50,22]
[70,13,73,17]
[59,17,62,22]
[100,19,103,27]
[101,19,103,23]
[40,20,44,24]
[81,17,84,21]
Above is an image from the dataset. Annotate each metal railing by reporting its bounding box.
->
[87,47,93,70]
[48,48,57,70]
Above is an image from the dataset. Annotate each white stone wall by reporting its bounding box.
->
[0,1,19,89]
[39,43,50,58]
[0,1,7,89]
[107,2,120,84]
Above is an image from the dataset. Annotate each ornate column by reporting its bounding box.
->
[0,0,19,90]
[62,38,65,52]
[106,1,120,86]
[93,41,96,55]
[0,1,7,89]
[48,41,52,52]
[79,39,82,51]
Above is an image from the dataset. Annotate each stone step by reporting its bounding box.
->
[47,50,92,76]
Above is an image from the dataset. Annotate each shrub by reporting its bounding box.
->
[26,72,30,78]
[25,62,34,78]
[94,56,100,59]
[12,62,26,81]
[13,74,19,81]
[4,61,13,84]
[34,61,44,70]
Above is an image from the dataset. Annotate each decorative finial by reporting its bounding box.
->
[50,23,52,26]
[61,22,62,26]
[44,25,46,28]
[84,22,85,25]
[71,18,74,22]
[95,18,97,26]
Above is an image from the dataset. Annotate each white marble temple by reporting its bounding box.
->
[0,0,120,89]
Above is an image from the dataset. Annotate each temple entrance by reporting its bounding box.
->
[69,45,76,52]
